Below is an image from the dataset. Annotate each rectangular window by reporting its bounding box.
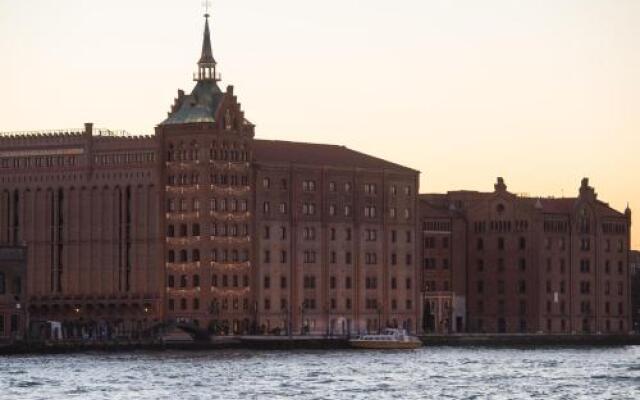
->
[304,251,317,264]
[518,280,526,294]
[519,258,526,271]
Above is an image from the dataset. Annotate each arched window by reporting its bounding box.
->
[0,272,5,295]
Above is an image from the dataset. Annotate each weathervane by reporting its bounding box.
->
[202,0,211,18]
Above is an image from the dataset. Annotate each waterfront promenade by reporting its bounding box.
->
[2,333,640,355]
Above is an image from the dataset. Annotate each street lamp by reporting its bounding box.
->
[14,300,23,341]
[300,300,307,335]
[253,300,259,335]
[208,299,220,335]
[282,303,290,337]
[325,302,330,337]
[421,282,430,333]
[377,305,382,334]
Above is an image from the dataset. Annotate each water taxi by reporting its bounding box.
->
[349,329,422,350]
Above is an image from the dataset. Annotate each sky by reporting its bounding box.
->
[1,0,639,249]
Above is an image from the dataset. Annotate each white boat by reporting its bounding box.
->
[349,328,422,349]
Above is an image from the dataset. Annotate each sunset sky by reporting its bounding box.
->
[1,0,638,248]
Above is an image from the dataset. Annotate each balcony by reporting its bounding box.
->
[166,211,201,220]
[166,287,201,296]
[166,184,201,194]
[166,262,201,271]
[210,261,251,270]
[165,160,201,169]
[166,236,202,246]
[209,211,251,221]
[210,235,251,245]
[210,286,251,295]
[209,185,251,196]
[210,160,251,170]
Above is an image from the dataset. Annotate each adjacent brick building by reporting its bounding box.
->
[0,14,633,338]
[0,125,163,339]
[420,178,632,334]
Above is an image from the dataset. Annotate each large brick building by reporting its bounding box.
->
[0,14,632,338]
[420,177,632,334]
[0,14,420,337]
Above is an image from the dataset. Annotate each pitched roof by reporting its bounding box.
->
[528,197,577,214]
[160,81,224,125]
[253,140,417,173]
[420,192,625,218]
[526,197,624,217]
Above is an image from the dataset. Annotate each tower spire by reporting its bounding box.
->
[195,7,219,82]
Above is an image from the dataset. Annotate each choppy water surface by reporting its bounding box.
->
[1,347,640,399]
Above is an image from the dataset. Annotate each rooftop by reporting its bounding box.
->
[253,139,418,173]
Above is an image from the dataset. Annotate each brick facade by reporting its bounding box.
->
[420,178,632,334]
[0,16,633,339]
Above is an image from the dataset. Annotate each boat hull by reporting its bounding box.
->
[349,340,423,350]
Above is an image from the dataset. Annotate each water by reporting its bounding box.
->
[1,347,639,399]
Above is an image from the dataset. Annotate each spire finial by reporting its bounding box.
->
[195,2,220,82]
